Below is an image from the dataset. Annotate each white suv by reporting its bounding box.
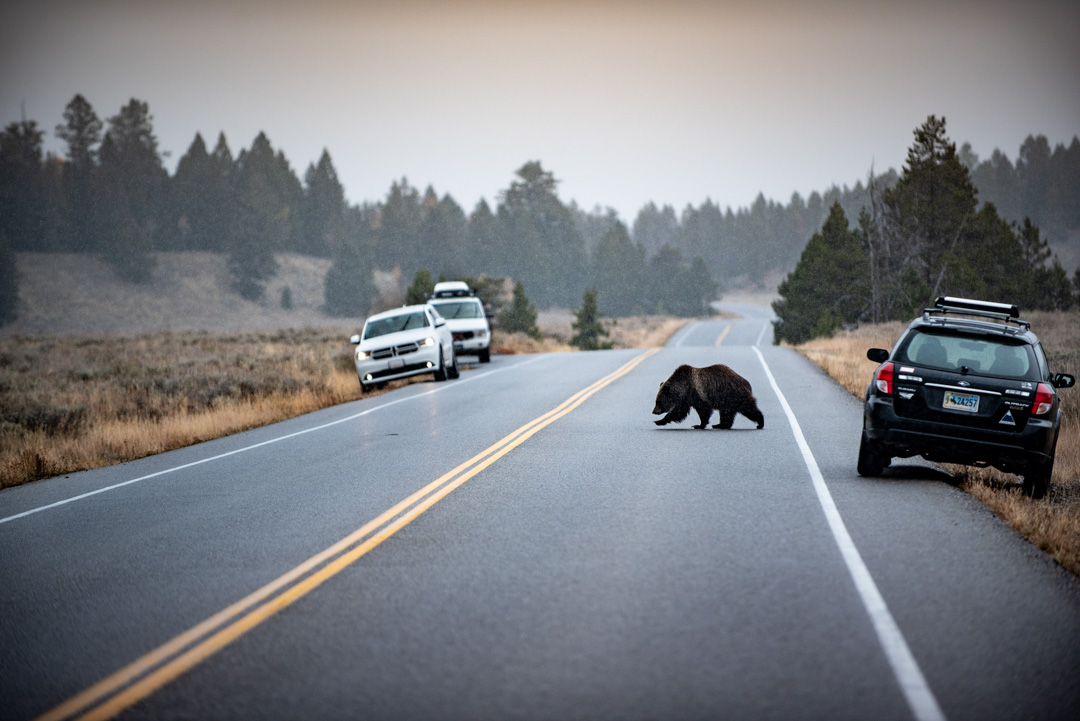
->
[428,281,492,363]
[349,304,458,391]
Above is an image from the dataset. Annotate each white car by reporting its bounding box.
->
[428,281,492,363]
[349,304,458,391]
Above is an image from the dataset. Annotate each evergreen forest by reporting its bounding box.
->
[2,96,1079,330]
[773,116,1079,344]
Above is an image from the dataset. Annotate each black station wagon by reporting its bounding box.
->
[858,297,1074,498]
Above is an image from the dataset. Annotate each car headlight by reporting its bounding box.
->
[420,336,436,347]
[355,348,370,361]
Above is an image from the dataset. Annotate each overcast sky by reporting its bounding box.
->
[2,0,1078,223]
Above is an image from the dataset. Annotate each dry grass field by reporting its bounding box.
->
[795,311,1080,576]
[0,316,690,491]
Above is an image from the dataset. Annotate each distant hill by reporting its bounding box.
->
[3,252,374,337]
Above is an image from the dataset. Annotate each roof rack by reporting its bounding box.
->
[923,296,1029,330]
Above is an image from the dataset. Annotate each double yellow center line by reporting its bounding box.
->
[39,348,659,721]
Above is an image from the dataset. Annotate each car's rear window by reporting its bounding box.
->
[895,329,1036,379]
[430,300,483,319]
[363,311,429,339]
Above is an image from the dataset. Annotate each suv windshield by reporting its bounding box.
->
[363,311,429,339]
[430,301,483,319]
[895,329,1036,379]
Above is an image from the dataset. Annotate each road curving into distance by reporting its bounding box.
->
[1,303,1078,721]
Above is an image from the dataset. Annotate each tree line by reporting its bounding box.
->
[773,116,1078,344]
[0,95,719,323]
[2,95,1078,329]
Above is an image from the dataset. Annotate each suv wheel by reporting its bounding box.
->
[857,433,887,476]
[433,349,448,381]
[479,347,491,363]
[448,349,460,379]
[1021,459,1053,500]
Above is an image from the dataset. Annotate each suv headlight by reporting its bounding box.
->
[355,348,370,361]
[420,336,436,347]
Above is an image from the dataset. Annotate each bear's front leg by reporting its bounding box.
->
[693,404,712,429]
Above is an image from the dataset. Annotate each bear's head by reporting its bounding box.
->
[652,380,677,415]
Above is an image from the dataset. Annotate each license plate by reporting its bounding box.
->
[388,358,405,370]
[943,391,979,412]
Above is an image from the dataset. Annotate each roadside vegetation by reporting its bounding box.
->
[794,311,1080,576]
[0,315,690,491]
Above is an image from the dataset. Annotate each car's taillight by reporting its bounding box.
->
[875,362,894,395]
[1033,382,1054,415]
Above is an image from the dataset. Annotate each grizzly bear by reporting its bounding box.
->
[652,364,764,429]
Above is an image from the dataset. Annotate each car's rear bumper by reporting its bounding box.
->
[864,394,1057,472]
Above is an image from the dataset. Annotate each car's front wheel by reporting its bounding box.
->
[479,347,491,363]
[433,348,449,381]
[857,433,887,476]
[448,348,460,379]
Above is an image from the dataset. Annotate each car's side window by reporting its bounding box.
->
[1035,343,1051,380]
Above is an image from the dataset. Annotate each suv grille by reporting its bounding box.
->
[370,343,420,359]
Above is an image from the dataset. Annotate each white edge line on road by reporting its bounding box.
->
[0,355,549,527]
[755,319,770,347]
[673,326,690,347]
[753,346,947,721]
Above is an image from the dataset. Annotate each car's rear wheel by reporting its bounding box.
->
[1021,458,1053,499]
[857,433,887,476]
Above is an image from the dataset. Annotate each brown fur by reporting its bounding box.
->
[652,364,764,429]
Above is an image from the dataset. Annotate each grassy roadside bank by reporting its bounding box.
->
[794,311,1080,576]
[0,316,691,491]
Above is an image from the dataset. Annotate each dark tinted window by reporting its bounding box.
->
[896,329,1036,379]
[430,300,483,319]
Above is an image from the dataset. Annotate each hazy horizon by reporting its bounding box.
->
[3,0,1078,222]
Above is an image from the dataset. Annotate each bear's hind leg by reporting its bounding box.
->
[712,409,736,429]
[741,401,765,429]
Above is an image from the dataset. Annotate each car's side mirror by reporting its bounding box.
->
[1053,373,1075,389]
[350,334,361,345]
[867,348,889,363]
[434,318,446,328]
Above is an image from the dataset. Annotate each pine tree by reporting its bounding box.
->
[772,203,870,344]
[465,199,500,275]
[0,229,17,325]
[324,206,376,317]
[228,132,303,299]
[0,119,48,251]
[105,99,170,250]
[377,178,423,275]
[171,133,218,250]
[96,132,156,282]
[881,115,977,300]
[497,161,585,307]
[570,288,612,350]
[205,133,236,253]
[406,269,434,304]
[498,281,541,339]
[299,149,345,257]
[590,221,646,316]
[55,94,102,252]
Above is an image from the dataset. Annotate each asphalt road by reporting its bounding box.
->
[2,304,1079,721]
